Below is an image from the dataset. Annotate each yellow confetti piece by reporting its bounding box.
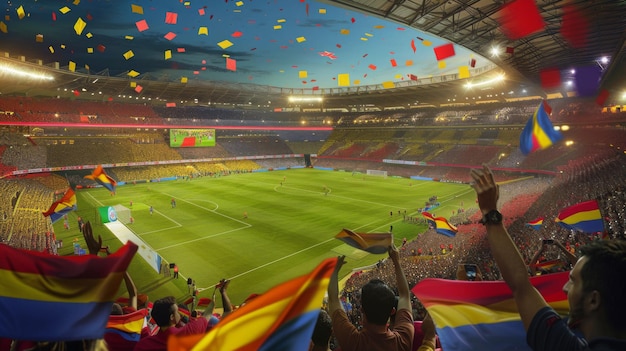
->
[125,35,134,40]
[373,25,384,29]
[48,46,54,53]
[364,33,373,37]
[35,34,43,42]
[73,0,80,5]
[338,73,350,87]
[74,17,86,35]
[273,25,282,30]
[60,44,66,49]
[438,60,446,69]
[340,29,350,35]
[235,1,244,6]
[87,47,93,53]
[86,32,93,38]
[296,36,306,43]
[277,19,286,23]
[319,9,326,14]
[198,27,208,35]
[360,37,368,41]
[16,6,25,19]
[422,40,432,47]
[59,6,71,15]
[0,22,7,34]
[458,66,470,79]
[130,81,137,88]
[279,70,285,73]
[128,70,140,77]
[180,77,188,83]
[164,50,172,60]
[68,61,76,72]
[354,80,360,85]
[131,4,143,14]
[84,64,89,70]
[217,40,233,49]
[123,50,134,60]
[299,71,307,79]
[382,81,395,89]
[222,54,230,58]
[406,60,413,66]
[394,74,402,79]
[184,2,191,6]
[233,9,241,13]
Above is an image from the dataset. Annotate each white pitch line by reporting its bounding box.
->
[156,226,251,251]
[198,237,336,291]
[138,225,182,236]
[159,191,250,227]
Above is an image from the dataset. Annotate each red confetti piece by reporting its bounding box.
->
[433,43,455,61]
[499,0,545,40]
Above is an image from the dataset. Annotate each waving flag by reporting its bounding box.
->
[335,229,392,254]
[84,165,117,192]
[519,101,562,155]
[412,271,569,351]
[42,187,77,223]
[526,217,544,230]
[0,241,138,341]
[421,212,436,228]
[555,200,604,233]
[434,217,458,237]
[168,257,338,351]
[105,308,148,342]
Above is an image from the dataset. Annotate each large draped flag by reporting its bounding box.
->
[525,217,544,230]
[0,241,138,341]
[168,257,338,351]
[519,101,563,155]
[105,308,148,342]
[421,212,436,228]
[555,200,604,233]
[434,216,458,237]
[412,271,570,351]
[42,187,77,223]
[335,228,392,254]
[84,165,117,192]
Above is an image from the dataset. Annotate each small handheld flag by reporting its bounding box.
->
[84,165,117,192]
[335,229,392,254]
[519,101,562,155]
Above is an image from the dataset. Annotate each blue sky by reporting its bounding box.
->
[0,0,490,89]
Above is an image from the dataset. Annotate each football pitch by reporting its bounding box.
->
[57,168,477,304]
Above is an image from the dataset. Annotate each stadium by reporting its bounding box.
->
[0,0,625,350]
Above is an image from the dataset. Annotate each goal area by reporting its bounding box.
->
[366,170,388,178]
[113,205,132,225]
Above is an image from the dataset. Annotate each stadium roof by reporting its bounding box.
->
[0,0,623,109]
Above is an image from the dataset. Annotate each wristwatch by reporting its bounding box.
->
[480,209,503,225]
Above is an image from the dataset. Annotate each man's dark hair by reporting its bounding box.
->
[579,239,626,329]
[151,296,177,327]
[361,279,395,325]
[311,309,332,347]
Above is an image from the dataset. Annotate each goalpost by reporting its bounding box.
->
[366,169,388,178]
[113,205,132,225]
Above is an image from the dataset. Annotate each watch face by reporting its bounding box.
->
[488,210,502,223]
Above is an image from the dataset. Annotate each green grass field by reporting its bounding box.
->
[53,169,477,305]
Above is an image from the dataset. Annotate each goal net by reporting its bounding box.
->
[113,205,132,225]
[366,169,388,178]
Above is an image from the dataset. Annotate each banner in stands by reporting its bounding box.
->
[98,206,118,223]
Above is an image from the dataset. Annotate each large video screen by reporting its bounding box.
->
[169,128,215,148]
